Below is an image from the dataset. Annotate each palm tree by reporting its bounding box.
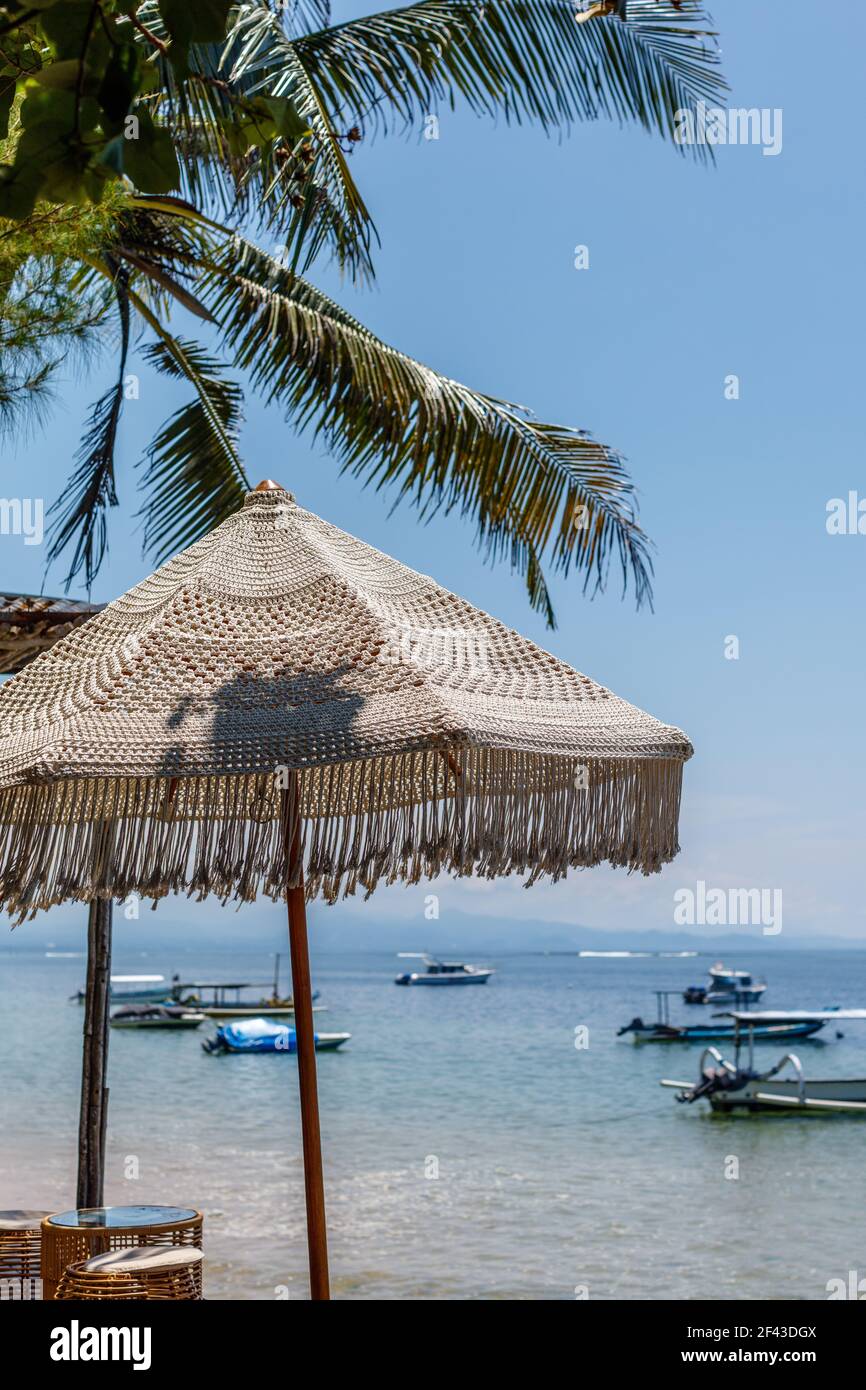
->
[0,0,726,624]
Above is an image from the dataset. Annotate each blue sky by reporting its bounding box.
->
[3,2,865,942]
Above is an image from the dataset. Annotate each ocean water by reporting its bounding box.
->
[1,945,864,1301]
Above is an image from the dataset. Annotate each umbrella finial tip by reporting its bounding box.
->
[253,479,286,492]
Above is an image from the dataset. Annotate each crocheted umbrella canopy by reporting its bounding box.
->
[0,483,692,920]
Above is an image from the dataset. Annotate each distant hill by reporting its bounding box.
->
[306,910,863,955]
[1,900,858,956]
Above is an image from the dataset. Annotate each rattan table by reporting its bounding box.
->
[41,1205,202,1300]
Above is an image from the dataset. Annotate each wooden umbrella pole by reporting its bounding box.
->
[283,783,330,1300]
[77,897,112,1209]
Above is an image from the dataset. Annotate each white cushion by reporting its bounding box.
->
[81,1246,203,1273]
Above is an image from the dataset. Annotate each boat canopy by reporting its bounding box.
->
[176,981,270,990]
[110,974,165,984]
[719,1009,866,1023]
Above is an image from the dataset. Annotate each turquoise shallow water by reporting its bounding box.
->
[1,945,864,1300]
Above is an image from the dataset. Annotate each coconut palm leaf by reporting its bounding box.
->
[45,229,250,586]
[31,182,649,621]
[283,0,334,37]
[237,0,724,146]
[138,0,723,286]
[46,267,131,588]
[130,2,376,280]
[137,337,248,561]
[197,232,651,620]
[222,5,375,270]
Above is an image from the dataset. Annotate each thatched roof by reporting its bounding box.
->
[0,593,102,675]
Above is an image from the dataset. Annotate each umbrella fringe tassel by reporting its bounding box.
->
[0,750,685,922]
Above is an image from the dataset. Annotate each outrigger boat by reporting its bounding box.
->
[618,992,827,1044]
[661,1010,866,1113]
[110,1003,206,1030]
[202,1018,350,1054]
[172,956,322,1019]
[683,962,767,1006]
[394,953,494,985]
[174,981,323,1019]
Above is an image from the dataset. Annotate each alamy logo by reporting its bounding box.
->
[674,102,783,157]
[826,1270,866,1300]
[673,880,782,936]
[50,1321,152,1371]
[379,626,488,672]
[0,496,43,545]
[826,492,866,535]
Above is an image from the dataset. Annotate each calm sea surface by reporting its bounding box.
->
[1,945,864,1300]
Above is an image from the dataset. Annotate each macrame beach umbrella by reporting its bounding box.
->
[0,481,692,1299]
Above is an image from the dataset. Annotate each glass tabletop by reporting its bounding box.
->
[46,1206,197,1229]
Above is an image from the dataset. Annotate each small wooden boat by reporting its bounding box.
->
[683,962,767,1006]
[394,953,494,985]
[661,1010,866,1112]
[202,1017,350,1054]
[173,953,323,1018]
[175,984,324,1019]
[110,1003,206,1030]
[618,992,825,1044]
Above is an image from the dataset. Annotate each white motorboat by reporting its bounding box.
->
[73,974,172,1005]
[394,954,494,985]
[683,961,767,1006]
[661,1009,866,1113]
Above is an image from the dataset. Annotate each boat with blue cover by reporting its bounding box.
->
[202,1017,350,1054]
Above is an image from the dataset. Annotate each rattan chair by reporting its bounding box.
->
[56,1246,203,1300]
[0,1210,52,1299]
[41,1207,203,1299]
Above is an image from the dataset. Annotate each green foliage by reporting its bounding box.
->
[286,0,725,141]
[136,336,247,561]
[44,269,130,585]
[0,0,239,217]
[0,255,106,435]
[0,0,728,622]
[202,231,653,621]
[0,187,122,438]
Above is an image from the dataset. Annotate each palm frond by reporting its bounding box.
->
[136,336,248,562]
[222,4,375,270]
[46,270,131,589]
[130,2,376,279]
[267,0,725,148]
[280,0,334,39]
[199,233,651,622]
